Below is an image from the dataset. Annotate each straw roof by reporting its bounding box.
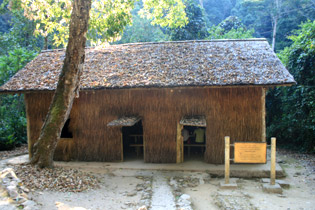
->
[0,39,295,92]
[107,116,141,127]
[180,116,206,127]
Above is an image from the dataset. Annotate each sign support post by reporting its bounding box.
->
[220,136,237,189]
[225,136,230,184]
[270,137,276,185]
[262,137,282,193]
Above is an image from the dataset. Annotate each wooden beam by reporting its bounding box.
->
[143,132,146,162]
[270,137,276,185]
[121,128,124,162]
[0,83,295,95]
[24,94,32,160]
[176,123,184,163]
[225,136,230,184]
[262,88,266,142]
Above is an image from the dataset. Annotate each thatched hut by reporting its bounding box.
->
[0,39,295,164]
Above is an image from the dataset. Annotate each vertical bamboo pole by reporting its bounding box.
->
[225,136,230,184]
[270,137,276,185]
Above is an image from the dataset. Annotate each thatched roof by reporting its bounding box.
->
[0,39,295,93]
[107,116,141,127]
[180,116,206,127]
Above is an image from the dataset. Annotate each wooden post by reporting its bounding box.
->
[143,133,146,162]
[24,94,32,160]
[261,88,266,142]
[176,123,184,163]
[121,128,124,162]
[225,136,230,184]
[270,137,276,185]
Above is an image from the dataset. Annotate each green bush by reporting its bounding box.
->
[266,20,315,153]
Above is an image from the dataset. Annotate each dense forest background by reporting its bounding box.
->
[0,0,314,152]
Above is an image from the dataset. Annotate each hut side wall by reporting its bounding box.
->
[25,92,53,158]
[25,87,263,164]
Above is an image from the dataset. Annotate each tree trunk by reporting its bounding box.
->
[199,0,203,8]
[30,0,92,168]
[271,15,277,51]
[271,0,281,52]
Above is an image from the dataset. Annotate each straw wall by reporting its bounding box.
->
[25,86,263,164]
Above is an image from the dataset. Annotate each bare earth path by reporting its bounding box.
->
[0,147,314,210]
[150,172,176,210]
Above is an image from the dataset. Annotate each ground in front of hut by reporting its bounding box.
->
[0,147,314,210]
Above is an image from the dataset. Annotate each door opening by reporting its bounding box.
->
[182,126,206,161]
[122,121,143,161]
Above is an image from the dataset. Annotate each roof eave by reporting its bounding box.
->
[0,82,297,95]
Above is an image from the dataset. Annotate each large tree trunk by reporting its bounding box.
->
[30,0,92,168]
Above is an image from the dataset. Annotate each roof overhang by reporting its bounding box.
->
[0,39,296,92]
[107,116,141,127]
[180,115,206,127]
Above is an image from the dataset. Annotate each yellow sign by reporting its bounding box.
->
[234,142,267,163]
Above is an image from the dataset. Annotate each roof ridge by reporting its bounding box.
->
[40,38,268,53]
[118,38,267,47]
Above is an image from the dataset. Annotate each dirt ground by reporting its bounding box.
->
[0,147,314,210]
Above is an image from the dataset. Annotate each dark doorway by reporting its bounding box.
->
[183,126,206,161]
[122,121,143,160]
[60,119,73,138]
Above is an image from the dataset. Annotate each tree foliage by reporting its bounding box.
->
[0,10,40,55]
[139,0,188,28]
[207,16,255,39]
[169,0,208,41]
[2,0,187,48]
[266,20,315,152]
[115,3,170,44]
[203,0,237,25]
[232,0,315,51]
[0,48,36,150]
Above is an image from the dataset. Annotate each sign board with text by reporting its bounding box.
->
[234,142,267,163]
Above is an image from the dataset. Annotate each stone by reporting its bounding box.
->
[136,186,143,191]
[138,206,147,210]
[261,178,290,189]
[0,201,16,210]
[6,185,18,199]
[179,194,191,200]
[261,178,270,183]
[16,196,27,204]
[276,180,290,189]
[124,201,132,206]
[169,178,177,187]
[127,191,137,197]
[22,200,39,210]
[20,192,28,199]
[219,179,238,189]
[199,178,205,185]
[178,194,192,207]
[262,183,283,194]
[178,200,191,206]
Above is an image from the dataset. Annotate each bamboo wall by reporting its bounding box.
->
[25,86,263,164]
